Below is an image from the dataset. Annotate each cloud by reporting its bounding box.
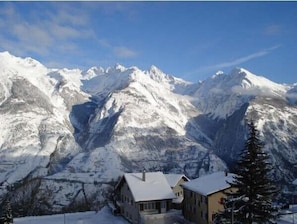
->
[12,22,53,46]
[48,6,90,26]
[113,46,137,58]
[96,38,137,58]
[190,45,281,75]
[0,3,100,58]
[263,24,282,36]
[0,3,15,18]
[0,2,138,67]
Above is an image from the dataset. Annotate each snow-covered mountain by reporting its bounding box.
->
[0,51,296,212]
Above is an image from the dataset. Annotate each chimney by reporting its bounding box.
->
[142,169,146,182]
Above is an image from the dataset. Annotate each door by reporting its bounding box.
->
[161,201,166,213]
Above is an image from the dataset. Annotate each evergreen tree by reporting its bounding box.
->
[1,200,13,224]
[220,120,279,224]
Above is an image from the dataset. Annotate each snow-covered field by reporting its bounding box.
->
[13,207,297,224]
[14,206,297,224]
[14,207,129,224]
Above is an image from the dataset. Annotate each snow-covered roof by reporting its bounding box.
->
[123,171,176,202]
[293,179,297,185]
[165,174,189,188]
[182,171,235,196]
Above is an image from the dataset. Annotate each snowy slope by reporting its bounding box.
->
[0,53,70,183]
[191,68,297,181]
[0,52,86,207]
[193,68,289,119]
[64,63,226,185]
[0,51,296,213]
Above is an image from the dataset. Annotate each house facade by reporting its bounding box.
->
[115,171,176,224]
[165,174,189,208]
[182,172,236,224]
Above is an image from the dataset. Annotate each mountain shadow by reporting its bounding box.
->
[69,97,123,151]
[185,103,249,169]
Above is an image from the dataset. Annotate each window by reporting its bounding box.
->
[151,202,156,210]
[142,202,156,211]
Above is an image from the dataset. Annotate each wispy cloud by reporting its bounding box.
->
[0,2,137,66]
[114,46,137,58]
[96,38,137,59]
[0,3,93,57]
[263,24,282,36]
[189,45,281,75]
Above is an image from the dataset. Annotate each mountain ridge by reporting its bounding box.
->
[0,51,296,212]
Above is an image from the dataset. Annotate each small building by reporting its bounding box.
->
[182,171,236,224]
[114,171,177,224]
[165,174,189,208]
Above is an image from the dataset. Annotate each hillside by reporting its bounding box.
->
[0,51,296,212]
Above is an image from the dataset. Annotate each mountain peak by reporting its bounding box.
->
[106,63,127,74]
[229,68,287,93]
[0,51,13,58]
[149,65,163,74]
[211,70,225,79]
[82,66,105,80]
[0,51,47,75]
[147,65,174,83]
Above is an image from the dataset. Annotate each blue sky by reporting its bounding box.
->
[0,2,296,84]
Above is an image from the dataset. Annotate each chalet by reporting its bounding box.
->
[114,171,176,224]
[182,171,236,224]
[165,174,189,208]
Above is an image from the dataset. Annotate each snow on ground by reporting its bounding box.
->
[13,205,297,224]
[14,206,129,224]
[278,212,297,224]
[277,205,297,224]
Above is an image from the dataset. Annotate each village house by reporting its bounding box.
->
[165,174,189,209]
[182,171,236,224]
[114,171,177,224]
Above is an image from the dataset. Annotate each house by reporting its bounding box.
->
[182,171,236,224]
[114,171,177,224]
[165,174,189,208]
